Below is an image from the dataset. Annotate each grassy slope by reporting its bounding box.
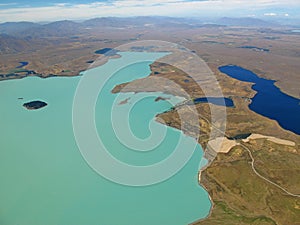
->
[195,145,300,225]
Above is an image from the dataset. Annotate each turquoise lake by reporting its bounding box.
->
[0,52,211,225]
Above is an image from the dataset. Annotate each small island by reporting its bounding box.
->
[23,100,48,110]
[155,96,170,102]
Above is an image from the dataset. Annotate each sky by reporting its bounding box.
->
[0,0,299,22]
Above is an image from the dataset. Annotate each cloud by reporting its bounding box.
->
[54,3,70,7]
[264,12,277,16]
[0,0,299,22]
[0,2,17,7]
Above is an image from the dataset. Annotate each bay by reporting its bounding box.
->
[0,52,211,225]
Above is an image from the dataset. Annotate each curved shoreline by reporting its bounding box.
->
[219,65,300,135]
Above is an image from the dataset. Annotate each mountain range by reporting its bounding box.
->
[0,16,285,54]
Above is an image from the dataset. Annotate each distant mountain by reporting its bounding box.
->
[0,20,86,39]
[0,22,41,35]
[83,17,137,27]
[215,17,277,27]
[14,20,86,39]
[83,16,166,27]
[0,33,30,54]
[0,16,281,43]
[44,20,83,31]
[83,16,204,28]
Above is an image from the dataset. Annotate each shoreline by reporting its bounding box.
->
[192,132,298,224]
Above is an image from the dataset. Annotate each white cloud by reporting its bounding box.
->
[0,0,298,22]
[54,3,69,7]
[0,3,17,7]
[264,12,277,16]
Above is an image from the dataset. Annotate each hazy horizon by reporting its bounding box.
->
[0,0,299,23]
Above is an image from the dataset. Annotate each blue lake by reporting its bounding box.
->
[0,52,211,225]
[219,65,300,135]
[94,48,118,56]
[16,61,28,68]
[193,97,234,107]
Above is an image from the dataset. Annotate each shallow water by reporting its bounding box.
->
[0,52,211,225]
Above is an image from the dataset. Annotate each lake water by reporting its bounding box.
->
[193,97,234,107]
[95,48,118,56]
[16,61,29,68]
[219,65,300,135]
[0,52,211,225]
